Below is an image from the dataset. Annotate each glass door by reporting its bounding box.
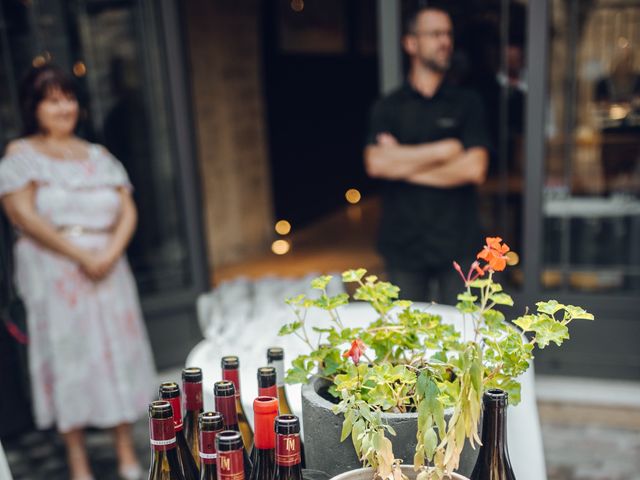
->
[525,0,640,379]
[0,0,208,368]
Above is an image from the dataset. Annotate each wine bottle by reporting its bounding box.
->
[183,367,204,465]
[267,348,305,467]
[248,396,278,480]
[273,415,303,480]
[266,348,292,415]
[199,412,224,480]
[148,400,187,480]
[216,431,247,480]
[214,380,253,474]
[159,382,201,480]
[257,367,277,399]
[221,356,254,451]
[469,389,516,480]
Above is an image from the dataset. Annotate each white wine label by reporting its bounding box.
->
[150,437,176,446]
[199,451,218,459]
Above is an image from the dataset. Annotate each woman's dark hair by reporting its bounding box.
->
[19,64,78,136]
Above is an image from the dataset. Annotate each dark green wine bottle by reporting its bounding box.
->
[199,411,224,480]
[159,382,200,480]
[147,400,187,480]
[469,389,516,480]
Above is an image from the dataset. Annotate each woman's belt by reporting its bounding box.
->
[57,225,113,236]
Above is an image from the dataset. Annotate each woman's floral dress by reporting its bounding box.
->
[0,140,157,433]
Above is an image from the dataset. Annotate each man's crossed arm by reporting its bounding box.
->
[364,133,488,188]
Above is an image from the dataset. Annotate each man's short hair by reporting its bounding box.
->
[404,2,452,36]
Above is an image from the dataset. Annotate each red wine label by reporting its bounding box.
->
[149,417,176,452]
[215,395,238,427]
[222,368,241,397]
[276,434,301,466]
[258,385,277,398]
[199,430,218,465]
[167,397,183,431]
[184,381,203,410]
[217,449,245,480]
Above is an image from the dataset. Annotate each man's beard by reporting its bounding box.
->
[421,55,450,73]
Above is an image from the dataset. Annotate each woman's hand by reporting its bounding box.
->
[79,250,119,281]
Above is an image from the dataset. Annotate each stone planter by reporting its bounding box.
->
[302,377,478,478]
[330,465,469,480]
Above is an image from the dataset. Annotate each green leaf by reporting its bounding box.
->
[416,371,429,397]
[285,294,306,306]
[424,428,438,461]
[513,314,536,332]
[563,304,595,321]
[535,300,563,315]
[490,292,514,306]
[457,292,478,303]
[342,269,367,283]
[468,279,491,288]
[278,321,302,336]
[340,415,353,442]
[534,319,570,348]
[311,275,333,291]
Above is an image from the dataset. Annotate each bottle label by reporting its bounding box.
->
[217,449,245,480]
[149,417,176,452]
[199,430,218,465]
[258,385,278,398]
[270,359,286,387]
[222,368,241,397]
[215,395,238,427]
[184,381,203,411]
[276,434,301,466]
[167,396,183,431]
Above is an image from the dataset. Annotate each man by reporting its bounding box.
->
[365,5,490,304]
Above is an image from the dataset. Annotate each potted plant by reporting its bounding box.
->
[279,237,594,480]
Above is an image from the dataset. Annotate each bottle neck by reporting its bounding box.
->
[254,410,277,450]
[269,359,285,388]
[215,395,239,430]
[200,429,222,465]
[223,368,242,398]
[275,433,301,468]
[149,416,178,453]
[258,385,277,398]
[480,401,509,459]
[217,448,245,480]
[164,396,184,432]
[184,381,203,412]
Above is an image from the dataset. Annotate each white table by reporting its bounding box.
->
[186,302,546,480]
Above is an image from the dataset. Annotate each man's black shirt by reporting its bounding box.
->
[366,82,491,270]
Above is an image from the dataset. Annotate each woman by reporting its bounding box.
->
[0,65,156,480]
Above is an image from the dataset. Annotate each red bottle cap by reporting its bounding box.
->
[253,396,278,450]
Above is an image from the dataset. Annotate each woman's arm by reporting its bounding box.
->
[103,187,137,262]
[1,183,92,265]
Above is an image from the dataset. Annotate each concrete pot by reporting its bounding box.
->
[302,377,478,478]
[330,465,470,480]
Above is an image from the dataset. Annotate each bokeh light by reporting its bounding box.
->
[345,188,361,204]
[271,239,291,255]
[73,61,87,77]
[275,220,291,236]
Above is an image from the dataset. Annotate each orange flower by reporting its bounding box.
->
[343,339,367,365]
[477,237,510,272]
